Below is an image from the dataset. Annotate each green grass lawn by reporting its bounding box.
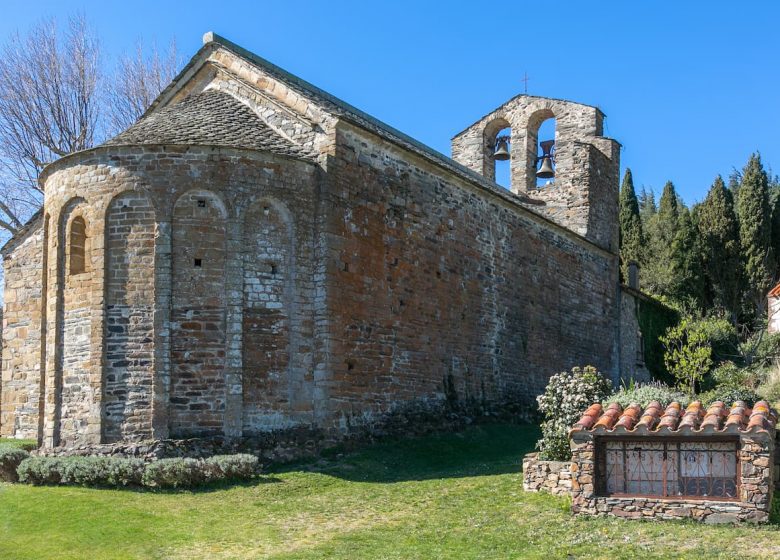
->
[1,424,778,559]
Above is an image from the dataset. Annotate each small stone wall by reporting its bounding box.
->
[569,435,775,524]
[522,452,571,496]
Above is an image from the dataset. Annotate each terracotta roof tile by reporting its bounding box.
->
[769,281,780,298]
[571,400,777,437]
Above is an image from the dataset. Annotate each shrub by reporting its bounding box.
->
[60,457,144,487]
[699,386,762,407]
[141,458,205,489]
[0,446,30,482]
[17,457,65,485]
[710,361,759,389]
[16,456,145,487]
[204,454,259,481]
[536,366,611,461]
[660,318,713,395]
[606,380,691,409]
[758,365,780,406]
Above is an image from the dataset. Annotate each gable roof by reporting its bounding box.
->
[104,89,311,160]
[147,33,541,207]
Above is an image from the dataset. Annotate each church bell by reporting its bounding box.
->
[536,139,555,179]
[493,136,510,161]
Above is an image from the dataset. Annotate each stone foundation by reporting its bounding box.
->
[522,452,571,496]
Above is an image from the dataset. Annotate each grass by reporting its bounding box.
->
[0,425,778,559]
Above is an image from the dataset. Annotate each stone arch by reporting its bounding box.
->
[523,107,557,192]
[53,197,92,446]
[241,197,297,433]
[102,190,157,442]
[481,117,511,184]
[170,189,228,436]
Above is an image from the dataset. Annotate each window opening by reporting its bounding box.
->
[492,127,511,189]
[69,216,87,275]
[535,118,557,188]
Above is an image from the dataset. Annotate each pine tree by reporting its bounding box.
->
[618,168,644,281]
[736,153,774,319]
[697,176,741,322]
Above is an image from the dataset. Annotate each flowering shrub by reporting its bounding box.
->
[536,366,611,461]
[699,386,761,407]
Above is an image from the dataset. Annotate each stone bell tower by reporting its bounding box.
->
[451,95,620,253]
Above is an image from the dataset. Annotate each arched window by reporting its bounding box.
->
[69,216,87,275]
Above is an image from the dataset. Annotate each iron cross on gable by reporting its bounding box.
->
[521,72,529,94]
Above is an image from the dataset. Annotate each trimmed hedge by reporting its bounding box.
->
[0,446,31,482]
[16,453,259,489]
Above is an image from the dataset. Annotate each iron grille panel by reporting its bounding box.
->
[600,439,739,500]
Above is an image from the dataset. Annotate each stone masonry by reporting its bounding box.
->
[2,32,627,451]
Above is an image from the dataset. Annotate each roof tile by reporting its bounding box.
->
[571,400,776,436]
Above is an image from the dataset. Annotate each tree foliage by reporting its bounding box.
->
[660,318,713,395]
[618,168,643,281]
[736,153,774,319]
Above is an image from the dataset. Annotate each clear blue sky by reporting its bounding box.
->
[2,0,779,204]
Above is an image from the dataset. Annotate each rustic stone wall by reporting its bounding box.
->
[522,452,572,496]
[321,121,620,431]
[1,215,44,439]
[618,288,652,383]
[569,434,775,523]
[104,192,156,442]
[35,145,320,447]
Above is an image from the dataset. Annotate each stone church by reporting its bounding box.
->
[0,32,647,448]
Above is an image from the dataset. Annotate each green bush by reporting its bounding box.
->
[17,457,65,485]
[758,367,780,406]
[15,454,259,488]
[204,454,259,481]
[17,456,144,487]
[60,457,145,487]
[699,386,761,407]
[0,446,30,482]
[606,381,690,408]
[536,366,612,461]
[141,458,206,489]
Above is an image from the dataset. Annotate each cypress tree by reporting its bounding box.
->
[643,181,680,297]
[669,206,705,308]
[697,176,741,321]
[618,169,644,281]
[736,153,774,319]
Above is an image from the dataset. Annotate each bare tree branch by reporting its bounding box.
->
[0,14,102,235]
[106,39,180,136]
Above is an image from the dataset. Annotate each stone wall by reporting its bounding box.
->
[104,192,157,442]
[618,287,651,383]
[522,453,572,496]
[36,145,320,447]
[569,435,775,523]
[1,215,44,440]
[321,121,621,430]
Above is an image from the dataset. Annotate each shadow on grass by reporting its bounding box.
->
[271,423,540,483]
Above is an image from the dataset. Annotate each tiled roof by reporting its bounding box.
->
[104,89,313,160]
[769,281,780,298]
[571,400,776,436]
